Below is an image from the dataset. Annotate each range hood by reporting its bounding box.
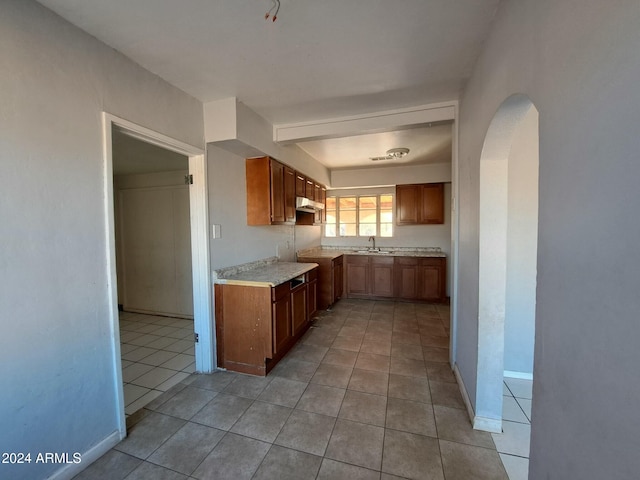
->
[296,196,325,214]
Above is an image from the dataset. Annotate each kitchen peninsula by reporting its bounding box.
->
[213,258,318,376]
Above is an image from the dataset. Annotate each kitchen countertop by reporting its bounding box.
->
[297,250,344,260]
[214,259,318,287]
[297,246,446,259]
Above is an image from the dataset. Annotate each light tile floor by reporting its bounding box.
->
[119,311,196,416]
[494,377,532,480]
[76,300,521,479]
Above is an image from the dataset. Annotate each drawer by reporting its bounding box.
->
[419,257,445,267]
[272,282,290,301]
[346,255,369,265]
[306,267,318,282]
[395,256,419,266]
[370,255,394,266]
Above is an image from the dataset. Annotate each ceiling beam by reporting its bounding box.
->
[273,101,457,144]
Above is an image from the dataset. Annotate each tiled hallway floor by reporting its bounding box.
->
[495,377,532,480]
[77,299,515,479]
[119,311,196,415]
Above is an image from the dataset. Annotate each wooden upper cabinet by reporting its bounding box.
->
[396,185,421,224]
[270,160,285,223]
[247,157,326,226]
[421,183,445,224]
[295,173,306,197]
[396,183,445,225]
[321,187,327,224]
[246,156,289,225]
[284,166,296,222]
[305,179,315,200]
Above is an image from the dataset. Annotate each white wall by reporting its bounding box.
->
[205,98,331,187]
[207,145,322,269]
[0,1,203,479]
[331,162,451,189]
[504,108,538,375]
[115,171,193,318]
[456,0,640,478]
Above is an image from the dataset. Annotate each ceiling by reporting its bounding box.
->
[298,123,452,170]
[38,0,498,169]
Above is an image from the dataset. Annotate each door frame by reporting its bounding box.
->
[102,113,213,434]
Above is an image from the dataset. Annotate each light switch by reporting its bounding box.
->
[212,224,221,239]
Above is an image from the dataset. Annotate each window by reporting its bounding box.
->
[324,194,393,237]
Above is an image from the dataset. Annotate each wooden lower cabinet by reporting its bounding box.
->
[371,257,394,297]
[334,259,344,300]
[346,255,369,296]
[215,267,318,376]
[417,258,446,302]
[272,285,291,356]
[395,257,419,300]
[291,283,307,337]
[298,255,344,310]
[307,267,318,318]
[346,255,447,302]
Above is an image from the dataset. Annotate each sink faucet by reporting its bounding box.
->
[368,236,376,250]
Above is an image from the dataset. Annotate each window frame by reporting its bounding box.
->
[324,193,394,238]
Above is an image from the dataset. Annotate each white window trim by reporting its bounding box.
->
[324,193,394,238]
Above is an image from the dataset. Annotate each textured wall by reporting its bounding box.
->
[0,1,203,478]
[456,1,640,477]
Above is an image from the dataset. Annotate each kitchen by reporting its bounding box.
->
[207,102,453,375]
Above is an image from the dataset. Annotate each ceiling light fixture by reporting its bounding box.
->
[370,147,410,162]
[386,147,410,159]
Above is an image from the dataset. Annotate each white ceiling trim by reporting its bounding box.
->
[273,101,457,144]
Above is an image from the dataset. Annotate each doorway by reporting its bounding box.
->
[113,128,196,415]
[102,114,213,433]
[475,94,539,442]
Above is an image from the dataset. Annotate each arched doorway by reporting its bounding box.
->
[475,95,539,434]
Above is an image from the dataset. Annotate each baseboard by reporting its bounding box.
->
[453,363,503,433]
[453,363,477,426]
[473,415,503,433]
[504,370,533,380]
[47,430,123,480]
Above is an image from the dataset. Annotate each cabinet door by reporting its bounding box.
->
[418,258,446,301]
[371,256,394,298]
[270,160,285,223]
[295,173,306,197]
[291,284,308,336]
[321,187,327,223]
[421,183,445,224]
[307,280,317,319]
[346,256,369,296]
[333,258,344,301]
[284,166,296,222]
[305,179,315,200]
[272,292,291,356]
[246,156,272,226]
[314,183,323,224]
[395,257,419,300]
[396,185,421,225]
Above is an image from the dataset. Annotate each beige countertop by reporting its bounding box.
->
[214,260,318,287]
[297,246,446,259]
[297,250,344,260]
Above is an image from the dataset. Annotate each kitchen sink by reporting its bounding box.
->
[356,249,394,254]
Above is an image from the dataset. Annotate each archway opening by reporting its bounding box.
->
[475,95,539,437]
